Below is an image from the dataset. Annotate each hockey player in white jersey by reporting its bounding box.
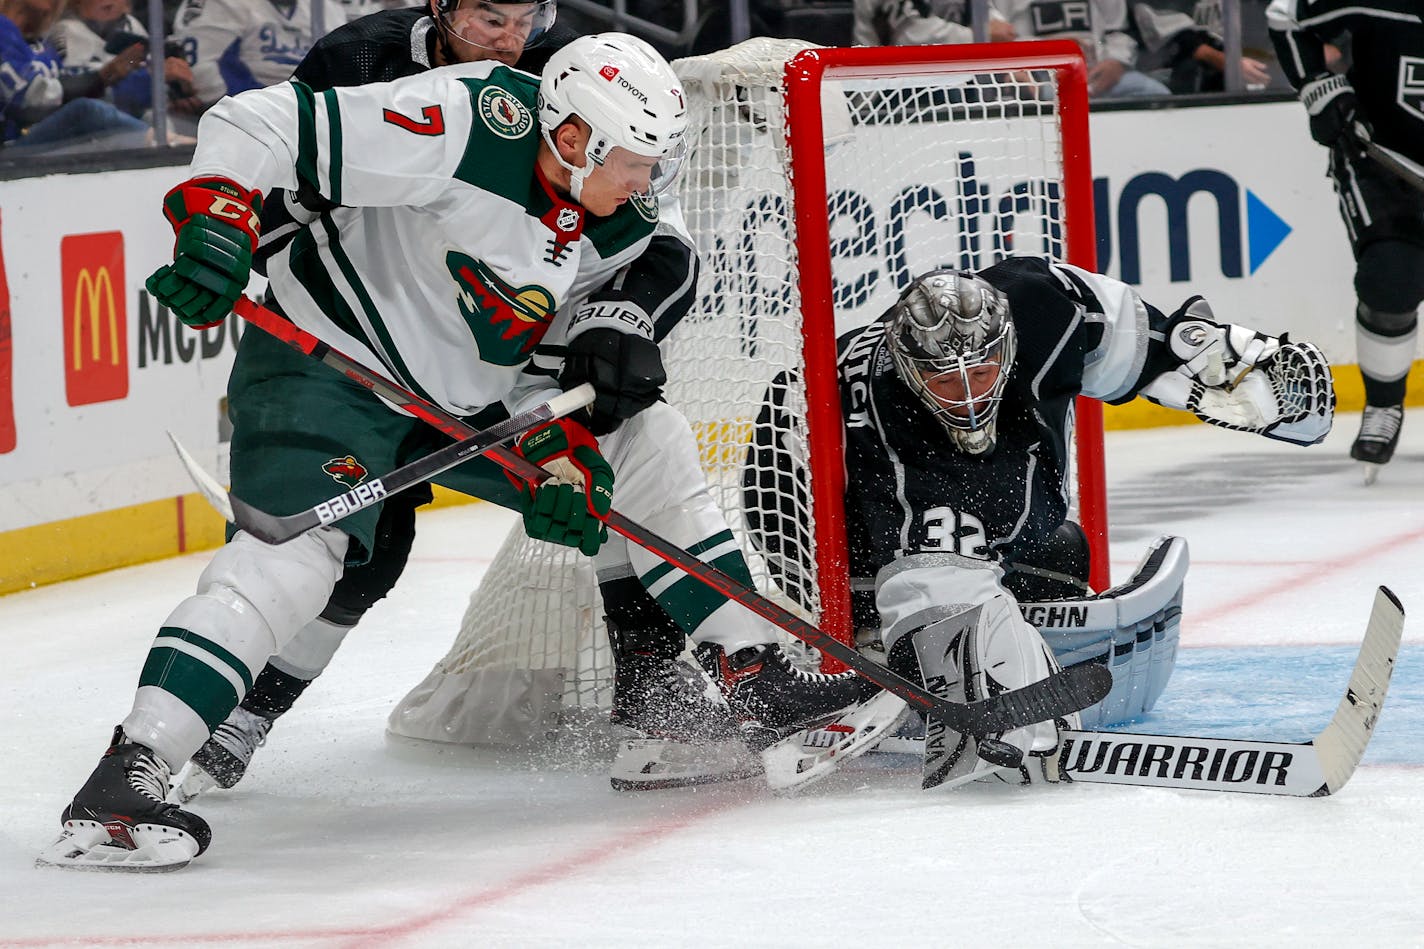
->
[38,33,873,872]
[170,0,350,113]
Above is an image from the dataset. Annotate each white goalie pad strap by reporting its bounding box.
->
[1026,535,1188,729]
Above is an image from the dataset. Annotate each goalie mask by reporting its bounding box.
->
[538,33,689,202]
[887,270,1017,455]
[434,0,556,60]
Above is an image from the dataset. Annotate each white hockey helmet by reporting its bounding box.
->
[887,269,1017,455]
[538,32,689,201]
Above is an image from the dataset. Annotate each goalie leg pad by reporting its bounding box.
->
[909,598,1074,790]
[1026,535,1187,729]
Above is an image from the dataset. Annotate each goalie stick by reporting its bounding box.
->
[229,296,1111,737]
[874,586,1404,797]
[168,384,594,545]
[1060,585,1403,796]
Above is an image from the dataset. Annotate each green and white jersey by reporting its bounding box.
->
[189,61,689,418]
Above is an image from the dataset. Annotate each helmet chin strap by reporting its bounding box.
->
[541,127,603,203]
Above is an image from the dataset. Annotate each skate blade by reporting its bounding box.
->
[35,820,200,872]
[1362,462,1382,486]
[762,691,911,794]
[169,762,219,804]
[610,737,762,791]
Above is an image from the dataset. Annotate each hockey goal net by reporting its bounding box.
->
[389,39,1104,746]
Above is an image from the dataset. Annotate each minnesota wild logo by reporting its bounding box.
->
[322,455,367,487]
[628,190,658,223]
[447,252,556,366]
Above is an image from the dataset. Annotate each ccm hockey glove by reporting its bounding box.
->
[146,177,263,329]
[512,417,614,556]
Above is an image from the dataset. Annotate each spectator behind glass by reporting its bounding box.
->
[0,0,151,150]
[852,0,1016,46]
[49,0,201,115]
[994,0,1171,97]
[170,0,348,117]
[1131,0,1272,93]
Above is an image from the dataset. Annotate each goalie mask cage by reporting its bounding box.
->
[388,39,1106,747]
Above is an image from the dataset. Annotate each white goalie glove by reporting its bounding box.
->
[1140,299,1335,446]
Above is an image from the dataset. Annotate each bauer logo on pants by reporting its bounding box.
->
[61,232,129,407]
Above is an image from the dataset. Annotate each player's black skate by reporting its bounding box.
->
[37,726,211,872]
[696,642,880,752]
[1351,404,1404,483]
[174,705,276,803]
[607,623,759,790]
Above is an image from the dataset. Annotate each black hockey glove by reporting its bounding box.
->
[560,327,667,436]
[1300,73,1369,150]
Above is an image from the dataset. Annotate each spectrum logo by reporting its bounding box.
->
[1097,169,1293,283]
[61,231,129,406]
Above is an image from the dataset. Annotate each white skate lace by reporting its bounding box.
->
[771,646,856,684]
[128,750,173,804]
[1358,406,1403,443]
[209,707,273,763]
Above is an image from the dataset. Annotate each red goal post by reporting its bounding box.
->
[781,42,1107,666]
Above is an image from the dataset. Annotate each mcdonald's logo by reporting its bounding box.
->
[61,232,128,406]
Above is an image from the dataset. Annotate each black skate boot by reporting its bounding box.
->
[1351,405,1404,464]
[608,622,758,790]
[176,705,276,802]
[1351,404,1404,483]
[609,623,740,742]
[696,642,879,752]
[37,726,211,871]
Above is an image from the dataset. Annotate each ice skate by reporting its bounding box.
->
[172,705,276,803]
[37,727,211,872]
[608,626,757,790]
[696,642,880,752]
[1351,404,1403,484]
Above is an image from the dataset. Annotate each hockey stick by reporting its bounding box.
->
[229,297,1111,737]
[168,383,594,545]
[1059,586,1403,796]
[1361,140,1424,198]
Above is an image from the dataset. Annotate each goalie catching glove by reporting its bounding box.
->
[1140,298,1335,445]
[146,177,263,329]
[512,417,614,556]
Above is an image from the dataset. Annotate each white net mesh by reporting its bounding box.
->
[389,40,1084,746]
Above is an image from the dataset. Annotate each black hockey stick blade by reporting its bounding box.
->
[1060,586,1404,797]
[172,384,594,545]
[230,297,1108,735]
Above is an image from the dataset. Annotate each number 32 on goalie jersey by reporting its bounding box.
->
[919,506,990,558]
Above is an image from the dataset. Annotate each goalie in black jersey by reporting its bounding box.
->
[1269,0,1424,480]
[745,258,1335,791]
